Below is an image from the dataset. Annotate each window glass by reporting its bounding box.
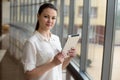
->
[17,0,20,22]
[64,5,69,17]
[86,0,107,80]
[31,0,37,24]
[111,0,120,80]
[13,0,17,22]
[78,6,97,18]
[24,0,28,5]
[10,0,14,23]
[90,7,97,18]
[53,0,61,35]
[115,2,120,29]
[24,5,28,23]
[74,0,83,66]
[20,0,24,22]
[63,0,70,45]
[78,6,83,17]
[28,0,32,23]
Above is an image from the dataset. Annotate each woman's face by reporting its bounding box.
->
[38,8,57,31]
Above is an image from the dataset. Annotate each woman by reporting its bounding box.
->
[22,3,76,80]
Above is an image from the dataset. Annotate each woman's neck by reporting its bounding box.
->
[37,29,51,39]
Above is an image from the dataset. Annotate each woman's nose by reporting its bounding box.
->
[48,18,52,23]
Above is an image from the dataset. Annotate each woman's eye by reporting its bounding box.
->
[44,16,56,20]
[44,16,48,18]
[52,17,56,20]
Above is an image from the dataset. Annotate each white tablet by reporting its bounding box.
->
[62,34,80,54]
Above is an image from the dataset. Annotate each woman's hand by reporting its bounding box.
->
[67,48,76,57]
[52,52,65,66]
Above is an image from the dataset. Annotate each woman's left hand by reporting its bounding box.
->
[67,48,76,57]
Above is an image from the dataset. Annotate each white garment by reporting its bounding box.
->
[22,31,62,80]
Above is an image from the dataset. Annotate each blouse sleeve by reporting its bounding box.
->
[22,40,36,72]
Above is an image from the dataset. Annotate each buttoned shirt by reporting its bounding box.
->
[22,31,62,80]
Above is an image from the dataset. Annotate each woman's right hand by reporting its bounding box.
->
[52,52,65,65]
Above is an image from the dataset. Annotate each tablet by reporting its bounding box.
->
[62,34,80,54]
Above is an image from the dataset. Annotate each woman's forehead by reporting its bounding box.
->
[41,8,57,16]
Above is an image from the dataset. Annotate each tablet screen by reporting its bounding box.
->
[62,34,80,54]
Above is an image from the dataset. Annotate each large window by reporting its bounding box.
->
[86,0,107,80]
[112,0,120,80]
[73,0,83,66]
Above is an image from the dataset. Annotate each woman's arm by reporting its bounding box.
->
[25,52,65,80]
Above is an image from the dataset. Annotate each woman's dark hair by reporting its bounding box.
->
[35,3,58,30]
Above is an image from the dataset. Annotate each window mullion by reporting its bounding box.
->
[101,0,116,80]
[80,0,90,73]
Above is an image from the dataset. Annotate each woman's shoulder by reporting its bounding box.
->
[51,34,59,39]
[27,33,39,43]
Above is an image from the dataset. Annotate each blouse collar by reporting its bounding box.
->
[35,31,54,41]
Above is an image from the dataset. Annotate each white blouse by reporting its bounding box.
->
[22,31,62,80]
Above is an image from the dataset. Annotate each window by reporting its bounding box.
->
[115,2,120,29]
[78,6,97,18]
[78,6,83,17]
[111,0,120,79]
[64,5,69,16]
[86,0,107,80]
[90,7,97,18]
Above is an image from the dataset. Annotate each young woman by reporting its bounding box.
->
[22,3,76,80]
